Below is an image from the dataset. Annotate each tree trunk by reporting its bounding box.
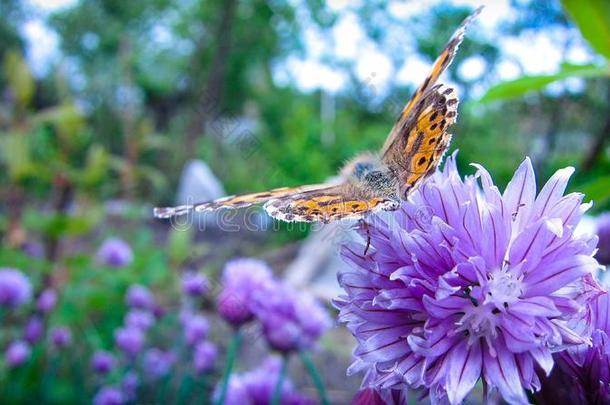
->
[185,0,239,159]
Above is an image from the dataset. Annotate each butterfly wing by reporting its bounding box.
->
[264,184,399,223]
[153,184,329,218]
[380,6,481,157]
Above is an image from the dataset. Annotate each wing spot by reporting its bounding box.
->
[418,156,427,166]
[446,111,457,119]
[447,98,458,106]
[428,137,436,145]
[430,123,438,131]
[443,87,453,95]
[439,120,446,130]
[429,111,438,122]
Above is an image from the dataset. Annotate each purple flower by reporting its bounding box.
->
[125,309,154,330]
[91,351,115,375]
[121,371,139,400]
[114,327,145,356]
[23,316,44,344]
[219,357,314,405]
[36,288,57,313]
[50,326,72,349]
[125,285,154,310]
[253,280,330,353]
[5,340,31,368]
[183,314,209,346]
[181,272,209,297]
[352,386,409,405]
[93,386,125,405]
[217,258,273,326]
[193,341,217,374]
[596,213,610,265]
[142,348,175,379]
[21,241,44,258]
[0,268,32,308]
[96,237,133,268]
[335,154,601,405]
[536,289,610,404]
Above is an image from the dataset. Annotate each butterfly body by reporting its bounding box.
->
[154,7,482,224]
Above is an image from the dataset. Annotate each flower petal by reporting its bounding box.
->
[503,157,536,231]
[523,255,599,297]
[483,346,530,405]
[532,166,575,219]
[446,340,482,404]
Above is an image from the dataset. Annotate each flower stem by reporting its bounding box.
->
[271,355,288,405]
[299,351,329,405]
[214,330,241,405]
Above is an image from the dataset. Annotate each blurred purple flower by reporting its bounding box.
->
[23,316,44,344]
[5,340,31,368]
[352,387,410,405]
[183,314,209,346]
[36,288,57,313]
[219,357,314,405]
[0,268,32,308]
[93,386,125,405]
[142,348,175,379]
[125,285,154,311]
[114,327,145,357]
[596,213,610,265]
[91,351,115,375]
[216,258,272,326]
[121,371,139,400]
[181,271,209,297]
[21,241,44,258]
[253,280,330,353]
[50,326,72,349]
[193,341,217,374]
[96,237,133,268]
[335,155,602,405]
[125,309,154,331]
[537,290,610,404]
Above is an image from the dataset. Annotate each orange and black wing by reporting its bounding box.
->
[153,184,328,218]
[263,184,399,223]
[380,6,481,157]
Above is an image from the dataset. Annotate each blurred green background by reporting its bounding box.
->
[1,0,609,403]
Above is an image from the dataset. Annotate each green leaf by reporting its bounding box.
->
[580,175,610,206]
[0,132,33,180]
[562,0,610,60]
[480,63,610,102]
[3,51,34,109]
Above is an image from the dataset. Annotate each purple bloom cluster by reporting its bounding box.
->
[36,288,57,313]
[181,271,209,297]
[93,386,125,405]
[23,316,44,344]
[336,154,602,404]
[5,340,31,368]
[96,237,134,268]
[193,341,217,374]
[596,213,610,265]
[217,258,273,326]
[253,279,331,353]
[0,268,32,308]
[221,357,315,405]
[91,351,115,375]
[125,285,155,310]
[143,348,176,379]
[50,326,72,349]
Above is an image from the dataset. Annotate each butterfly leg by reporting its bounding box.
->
[360,219,372,255]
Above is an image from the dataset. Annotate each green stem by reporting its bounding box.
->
[214,330,241,405]
[271,355,288,405]
[299,351,329,405]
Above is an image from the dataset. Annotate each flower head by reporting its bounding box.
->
[253,280,330,353]
[50,326,72,349]
[0,268,32,308]
[36,288,57,313]
[125,285,154,311]
[216,258,272,326]
[182,272,209,297]
[114,327,145,356]
[536,289,610,404]
[193,341,217,374]
[596,213,610,265]
[183,314,209,346]
[5,340,31,368]
[125,309,155,331]
[91,351,115,375]
[336,154,601,404]
[142,348,175,379]
[121,371,139,400]
[96,238,133,268]
[23,316,44,344]
[93,386,125,405]
[219,357,314,405]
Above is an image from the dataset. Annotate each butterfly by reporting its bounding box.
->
[154,7,482,224]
